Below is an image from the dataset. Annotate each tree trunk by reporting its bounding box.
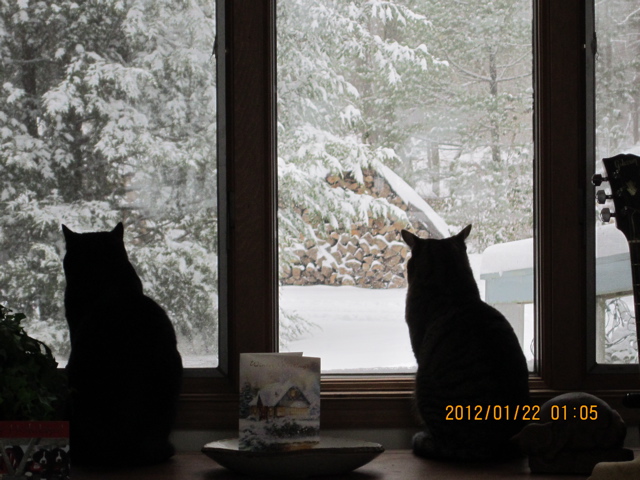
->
[20,42,39,138]
[489,49,501,163]
[633,98,639,146]
[428,141,440,196]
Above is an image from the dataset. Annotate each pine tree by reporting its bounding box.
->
[403,0,534,251]
[595,0,640,159]
[277,0,440,251]
[0,0,218,358]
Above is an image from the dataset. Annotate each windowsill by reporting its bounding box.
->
[176,374,640,430]
[72,449,640,479]
[169,423,640,454]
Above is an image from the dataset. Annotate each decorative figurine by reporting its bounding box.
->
[589,456,640,480]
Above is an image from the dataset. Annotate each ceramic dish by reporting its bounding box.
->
[201,436,384,478]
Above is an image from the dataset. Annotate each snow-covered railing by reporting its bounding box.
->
[480,224,632,350]
[481,237,533,305]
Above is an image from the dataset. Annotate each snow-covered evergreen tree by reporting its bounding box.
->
[0,0,565,359]
[277,0,448,258]
[595,0,640,159]
[277,0,534,255]
[0,0,217,359]
[402,0,534,251]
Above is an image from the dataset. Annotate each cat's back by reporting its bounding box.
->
[424,300,524,359]
[62,223,182,372]
[416,299,529,396]
[402,227,529,461]
[414,300,529,458]
[62,223,182,467]
[401,226,528,382]
[68,294,180,362]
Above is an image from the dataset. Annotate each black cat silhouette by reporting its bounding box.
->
[63,223,183,467]
[402,226,530,461]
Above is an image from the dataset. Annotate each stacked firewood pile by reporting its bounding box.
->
[281,169,432,288]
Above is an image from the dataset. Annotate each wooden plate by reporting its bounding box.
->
[201,436,384,478]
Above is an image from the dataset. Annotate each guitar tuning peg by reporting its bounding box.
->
[592,174,608,186]
[601,207,615,223]
[596,190,612,204]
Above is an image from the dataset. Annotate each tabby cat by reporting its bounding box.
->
[62,223,183,467]
[401,225,530,461]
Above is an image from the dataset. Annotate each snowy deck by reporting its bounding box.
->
[480,224,633,362]
[480,224,633,303]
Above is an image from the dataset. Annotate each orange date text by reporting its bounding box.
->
[445,404,541,421]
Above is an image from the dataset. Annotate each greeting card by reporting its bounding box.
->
[239,353,320,451]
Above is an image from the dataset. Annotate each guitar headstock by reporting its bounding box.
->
[593,153,640,242]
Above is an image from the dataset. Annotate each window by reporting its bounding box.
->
[3,1,632,430]
[276,0,535,373]
[176,0,635,432]
[0,1,218,369]
[593,0,640,365]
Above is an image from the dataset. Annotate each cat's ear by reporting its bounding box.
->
[62,224,76,242]
[111,222,124,239]
[456,224,472,242]
[401,229,418,248]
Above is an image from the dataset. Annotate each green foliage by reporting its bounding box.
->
[401,0,533,252]
[277,0,430,249]
[0,305,67,420]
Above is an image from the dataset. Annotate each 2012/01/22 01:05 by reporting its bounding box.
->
[444,404,599,421]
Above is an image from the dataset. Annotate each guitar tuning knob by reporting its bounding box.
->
[596,190,612,204]
[601,207,615,223]
[592,174,608,186]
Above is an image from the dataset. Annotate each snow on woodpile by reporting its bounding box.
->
[281,167,450,288]
[376,164,450,238]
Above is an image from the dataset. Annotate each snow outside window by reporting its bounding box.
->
[0,1,219,368]
[593,0,640,364]
[276,0,535,372]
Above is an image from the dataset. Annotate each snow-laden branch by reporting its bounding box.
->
[445,51,531,84]
[620,6,640,25]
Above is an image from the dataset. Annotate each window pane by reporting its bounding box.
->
[594,0,640,364]
[277,0,534,372]
[0,1,218,368]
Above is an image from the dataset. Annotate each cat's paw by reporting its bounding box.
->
[412,430,439,459]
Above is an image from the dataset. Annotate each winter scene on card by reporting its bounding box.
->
[239,354,321,452]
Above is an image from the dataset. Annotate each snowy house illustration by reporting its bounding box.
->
[282,165,450,288]
[249,382,313,421]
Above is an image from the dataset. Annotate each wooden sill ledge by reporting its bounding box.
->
[72,449,635,479]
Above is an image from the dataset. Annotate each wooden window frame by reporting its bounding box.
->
[175,0,640,431]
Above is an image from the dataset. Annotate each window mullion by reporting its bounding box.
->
[226,0,279,387]
[535,0,588,390]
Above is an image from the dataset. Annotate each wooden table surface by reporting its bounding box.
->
[72,450,609,480]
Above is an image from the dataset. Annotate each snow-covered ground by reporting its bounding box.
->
[280,285,535,373]
[178,253,535,372]
[280,285,416,372]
